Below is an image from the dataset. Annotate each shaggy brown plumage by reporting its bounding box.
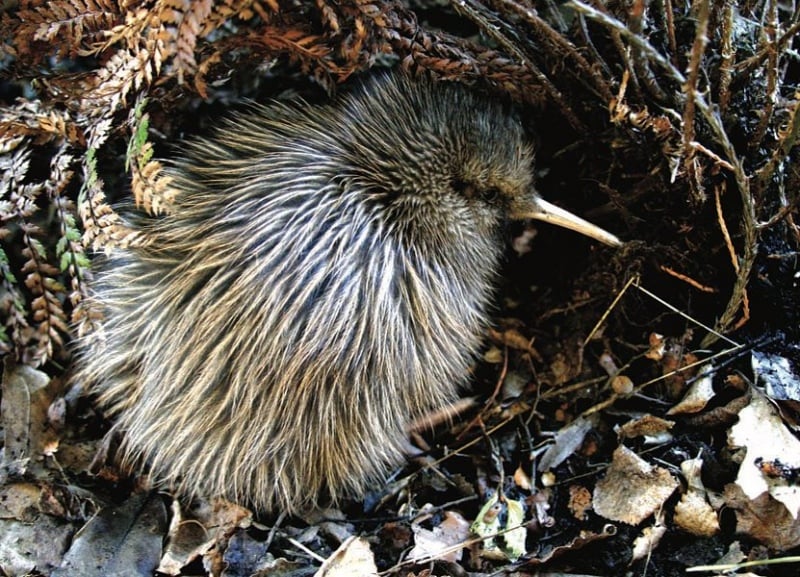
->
[74,73,619,514]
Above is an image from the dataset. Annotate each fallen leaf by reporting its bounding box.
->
[631,512,667,562]
[752,350,800,402]
[723,484,800,550]
[159,497,252,575]
[667,364,715,415]
[408,510,470,563]
[1,362,58,478]
[538,415,597,472]
[617,414,675,440]
[513,465,533,491]
[470,493,527,561]
[593,445,679,525]
[314,536,377,577]
[0,513,75,575]
[568,485,592,520]
[673,457,719,537]
[728,390,800,518]
[51,492,167,577]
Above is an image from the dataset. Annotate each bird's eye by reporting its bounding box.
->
[479,187,501,203]
[452,180,501,204]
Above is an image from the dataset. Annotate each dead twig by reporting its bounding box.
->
[662,0,678,68]
[690,141,735,172]
[493,0,615,102]
[629,0,669,102]
[717,0,735,114]
[681,0,710,203]
[749,0,780,152]
[734,19,800,80]
[659,266,718,293]
[583,274,637,347]
[568,2,758,348]
[445,0,584,130]
[755,96,800,194]
[714,182,751,333]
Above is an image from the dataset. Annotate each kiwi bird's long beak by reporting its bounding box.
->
[514,197,622,247]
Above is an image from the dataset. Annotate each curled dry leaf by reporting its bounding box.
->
[158,498,252,575]
[408,510,470,563]
[314,536,378,577]
[488,327,542,361]
[645,332,666,361]
[514,465,533,491]
[674,458,719,537]
[521,524,618,566]
[667,364,715,415]
[727,390,800,518]
[617,414,675,441]
[674,489,720,538]
[537,415,597,473]
[483,346,504,363]
[752,350,800,402]
[593,445,679,526]
[631,512,667,563]
[610,374,634,395]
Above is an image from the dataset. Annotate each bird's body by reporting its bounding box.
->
[75,73,619,514]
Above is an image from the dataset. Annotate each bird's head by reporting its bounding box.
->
[337,74,621,249]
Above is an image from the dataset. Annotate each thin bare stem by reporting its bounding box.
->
[735,19,800,79]
[494,0,615,101]
[717,0,735,113]
[682,0,710,202]
[449,0,586,131]
[629,0,669,102]
[568,0,759,345]
[749,0,779,151]
[663,0,678,67]
[756,97,800,193]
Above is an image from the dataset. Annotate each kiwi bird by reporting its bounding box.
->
[74,72,620,514]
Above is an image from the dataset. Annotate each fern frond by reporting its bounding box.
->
[0,139,70,366]
[156,0,214,84]
[32,0,124,58]
[126,98,174,215]
[2,0,124,63]
[45,143,93,316]
[22,225,69,366]
[0,246,29,359]
[78,47,156,113]
[79,130,141,253]
[0,100,85,146]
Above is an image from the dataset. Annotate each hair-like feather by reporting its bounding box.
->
[74,73,537,513]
